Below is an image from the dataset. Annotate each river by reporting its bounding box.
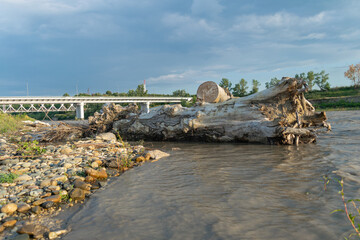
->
[58,111,360,240]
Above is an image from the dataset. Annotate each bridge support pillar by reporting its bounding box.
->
[76,102,85,119]
[139,102,150,114]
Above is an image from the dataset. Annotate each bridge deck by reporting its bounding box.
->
[0,96,193,118]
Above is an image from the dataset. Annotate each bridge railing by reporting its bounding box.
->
[0,96,193,119]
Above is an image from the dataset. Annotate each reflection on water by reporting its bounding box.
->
[61,111,360,240]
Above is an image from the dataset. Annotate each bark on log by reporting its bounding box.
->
[109,77,330,145]
[197,81,231,103]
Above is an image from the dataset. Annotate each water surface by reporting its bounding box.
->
[61,111,360,240]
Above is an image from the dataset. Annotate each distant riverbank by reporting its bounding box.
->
[309,95,360,111]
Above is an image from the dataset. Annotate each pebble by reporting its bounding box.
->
[44,195,61,203]
[60,147,73,155]
[31,206,42,214]
[85,168,108,179]
[0,135,164,238]
[17,223,50,238]
[1,203,18,214]
[12,234,30,240]
[51,175,68,182]
[91,161,99,168]
[40,179,57,188]
[41,201,54,209]
[29,189,43,198]
[3,219,17,227]
[74,179,91,191]
[48,231,58,239]
[17,203,31,213]
[70,188,85,201]
[14,174,32,182]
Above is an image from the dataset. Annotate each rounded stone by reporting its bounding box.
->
[41,201,54,209]
[70,188,85,201]
[1,203,18,214]
[63,163,73,169]
[31,206,42,214]
[17,203,31,213]
[3,219,17,227]
[48,232,58,239]
[60,148,73,155]
[14,174,32,182]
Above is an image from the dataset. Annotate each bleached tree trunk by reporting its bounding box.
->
[111,77,330,145]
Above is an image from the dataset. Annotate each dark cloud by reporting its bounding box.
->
[0,0,359,96]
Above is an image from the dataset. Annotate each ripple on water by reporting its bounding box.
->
[61,111,360,240]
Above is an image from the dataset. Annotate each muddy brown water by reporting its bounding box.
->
[58,111,360,240]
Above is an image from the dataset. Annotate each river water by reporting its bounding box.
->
[60,111,360,240]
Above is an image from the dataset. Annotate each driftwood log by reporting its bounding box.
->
[102,77,330,145]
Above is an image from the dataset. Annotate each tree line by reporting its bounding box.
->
[218,78,260,97]
[264,70,330,91]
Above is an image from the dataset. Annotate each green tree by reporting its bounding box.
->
[219,78,233,91]
[250,79,261,94]
[295,72,315,90]
[105,90,112,96]
[306,71,315,90]
[63,93,70,97]
[295,72,306,80]
[314,70,330,91]
[127,89,136,96]
[232,78,248,97]
[135,84,148,96]
[172,89,190,97]
[127,84,147,96]
[265,77,280,89]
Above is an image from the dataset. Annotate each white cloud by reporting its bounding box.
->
[300,33,327,40]
[231,11,329,34]
[148,68,222,84]
[162,13,217,40]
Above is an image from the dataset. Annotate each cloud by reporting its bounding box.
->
[162,13,217,41]
[299,33,327,40]
[231,11,329,35]
[340,29,360,40]
[191,0,223,17]
[0,0,120,37]
[148,68,223,84]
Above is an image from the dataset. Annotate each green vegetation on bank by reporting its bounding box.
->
[305,86,360,100]
[0,113,32,134]
[312,101,360,111]
[0,173,18,183]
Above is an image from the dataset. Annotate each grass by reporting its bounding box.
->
[305,86,360,100]
[0,113,33,134]
[313,100,360,111]
[0,173,18,183]
[16,140,46,156]
[331,178,360,239]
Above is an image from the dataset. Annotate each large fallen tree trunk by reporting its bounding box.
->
[109,77,330,145]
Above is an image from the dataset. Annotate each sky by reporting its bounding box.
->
[0,0,360,96]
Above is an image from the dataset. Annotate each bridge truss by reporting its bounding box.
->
[0,96,192,119]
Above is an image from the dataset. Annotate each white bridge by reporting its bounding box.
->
[0,96,192,119]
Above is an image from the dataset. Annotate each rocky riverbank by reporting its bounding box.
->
[0,123,170,239]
